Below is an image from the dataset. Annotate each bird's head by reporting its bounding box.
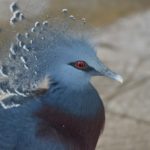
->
[41,36,123,90]
[1,19,123,94]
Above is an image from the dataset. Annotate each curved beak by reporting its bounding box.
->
[95,61,123,84]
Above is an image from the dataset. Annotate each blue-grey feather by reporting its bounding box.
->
[0,17,105,150]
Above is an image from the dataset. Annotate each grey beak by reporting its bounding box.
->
[96,62,123,83]
[100,68,123,83]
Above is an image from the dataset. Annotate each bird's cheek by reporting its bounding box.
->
[58,67,74,81]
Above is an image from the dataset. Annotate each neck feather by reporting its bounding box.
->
[35,81,105,149]
[42,81,103,118]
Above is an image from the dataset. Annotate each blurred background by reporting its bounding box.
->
[0,0,150,150]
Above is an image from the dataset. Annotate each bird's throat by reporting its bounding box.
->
[35,83,105,149]
[43,82,103,118]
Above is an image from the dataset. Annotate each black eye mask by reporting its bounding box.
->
[69,61,95,72]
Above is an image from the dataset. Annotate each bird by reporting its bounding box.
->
[0,16,123,150]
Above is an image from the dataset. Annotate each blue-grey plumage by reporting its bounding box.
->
[0,19,123,150]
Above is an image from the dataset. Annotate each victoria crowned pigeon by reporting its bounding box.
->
[0,11,123,150]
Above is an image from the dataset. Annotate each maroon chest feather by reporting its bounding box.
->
[34,105,105,150]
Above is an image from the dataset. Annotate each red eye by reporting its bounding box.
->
[74,61,87,69]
